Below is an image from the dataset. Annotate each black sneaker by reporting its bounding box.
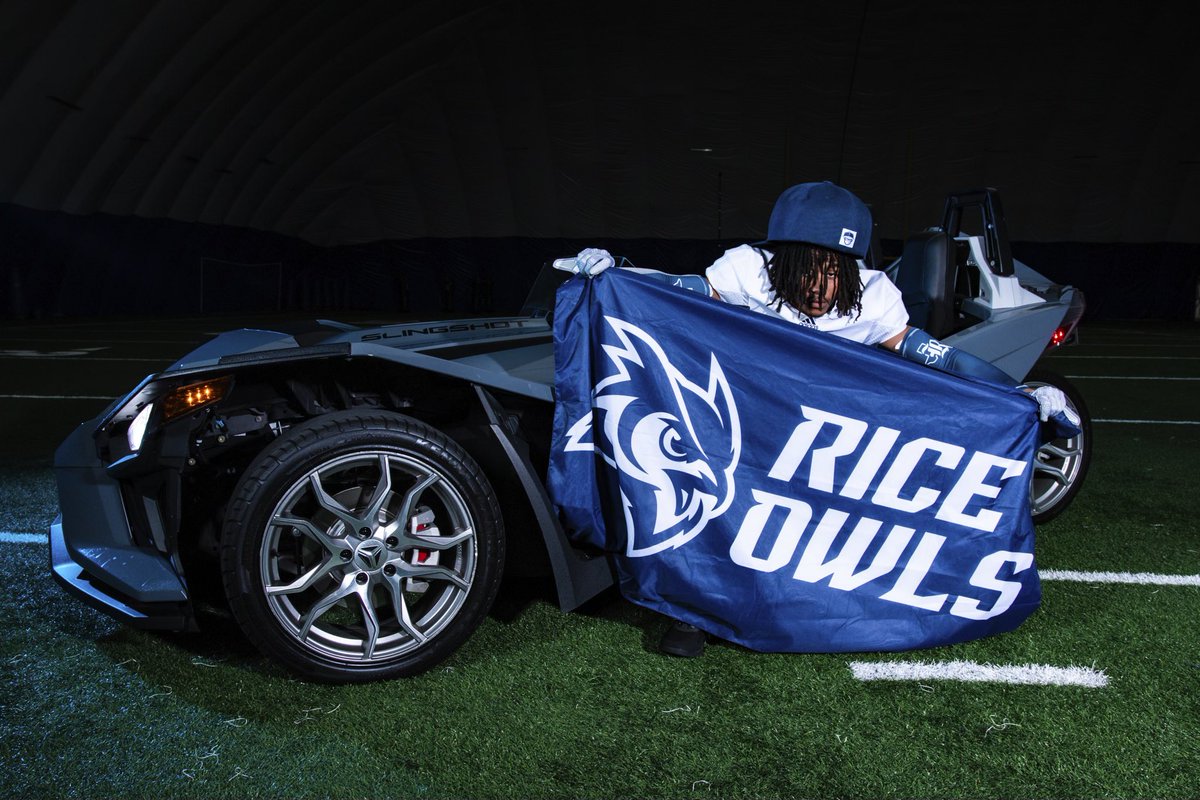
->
[659,620,706,658]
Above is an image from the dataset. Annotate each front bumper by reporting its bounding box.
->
[49,421,194,631]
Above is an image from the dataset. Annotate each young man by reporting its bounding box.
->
[560,180,1074,657]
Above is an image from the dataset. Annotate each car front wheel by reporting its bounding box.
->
[220,409,504,682]
[1024,368,1092,525]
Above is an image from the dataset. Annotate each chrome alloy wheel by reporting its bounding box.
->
[259,450,477,664]
[1030,428,1086,518]
[1023,369,1091,524]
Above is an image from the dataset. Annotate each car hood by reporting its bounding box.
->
[166,314,554,373]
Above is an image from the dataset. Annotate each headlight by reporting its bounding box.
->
[127,403,154,452]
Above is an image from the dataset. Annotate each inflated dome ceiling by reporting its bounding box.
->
[1,0,1197,246]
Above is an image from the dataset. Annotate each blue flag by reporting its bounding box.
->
[548,269,1043,653]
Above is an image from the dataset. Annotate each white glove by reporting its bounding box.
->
[1030,385,1080,425]
[552,247,615,277]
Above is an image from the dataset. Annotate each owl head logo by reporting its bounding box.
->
[564,316,741,557]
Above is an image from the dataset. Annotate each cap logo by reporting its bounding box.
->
[840,228,858,249]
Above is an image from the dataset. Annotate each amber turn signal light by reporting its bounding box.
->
[161,376,232,420]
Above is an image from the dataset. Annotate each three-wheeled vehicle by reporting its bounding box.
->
[50,188,1088,682]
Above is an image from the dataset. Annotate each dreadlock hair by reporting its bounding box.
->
[757,241,863,319]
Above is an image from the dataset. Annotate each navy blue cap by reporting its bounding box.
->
[755,181,872,258]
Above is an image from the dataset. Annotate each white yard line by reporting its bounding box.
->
[1,532,49,544]
[0,356,169,362]
[0,337,201,344]
[849,660,1109,688]
[1062,343,1200,349]
[0,394,117,400]
[1064,375,1200,381]
[1042,569,1200,586]
[1093,419,1200,425]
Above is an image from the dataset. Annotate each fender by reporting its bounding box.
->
[943,295,1072,383]
[472,385,615,611]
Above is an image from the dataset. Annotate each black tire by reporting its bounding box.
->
[219,409,504,682]
[1023,368,1092,525]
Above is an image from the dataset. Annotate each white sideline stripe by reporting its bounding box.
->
[0,337,200,344]
[0,394,117,400]
[1049,355,1200,360]
[0,356,168,362]
[849,660,1108,688]
[0,532,49,544]
[1042,569,1200,586]
[1094,418,1200,425]
[1064,375,1200,381]
[1066,343,1200,349]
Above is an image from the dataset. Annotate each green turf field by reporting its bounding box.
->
[1,316,1197,799]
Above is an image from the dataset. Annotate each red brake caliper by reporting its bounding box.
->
[410,506,437,563]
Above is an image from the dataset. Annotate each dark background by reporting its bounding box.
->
[2,0,1197,320]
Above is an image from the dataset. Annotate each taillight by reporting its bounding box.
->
[1048,290,1086,351]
